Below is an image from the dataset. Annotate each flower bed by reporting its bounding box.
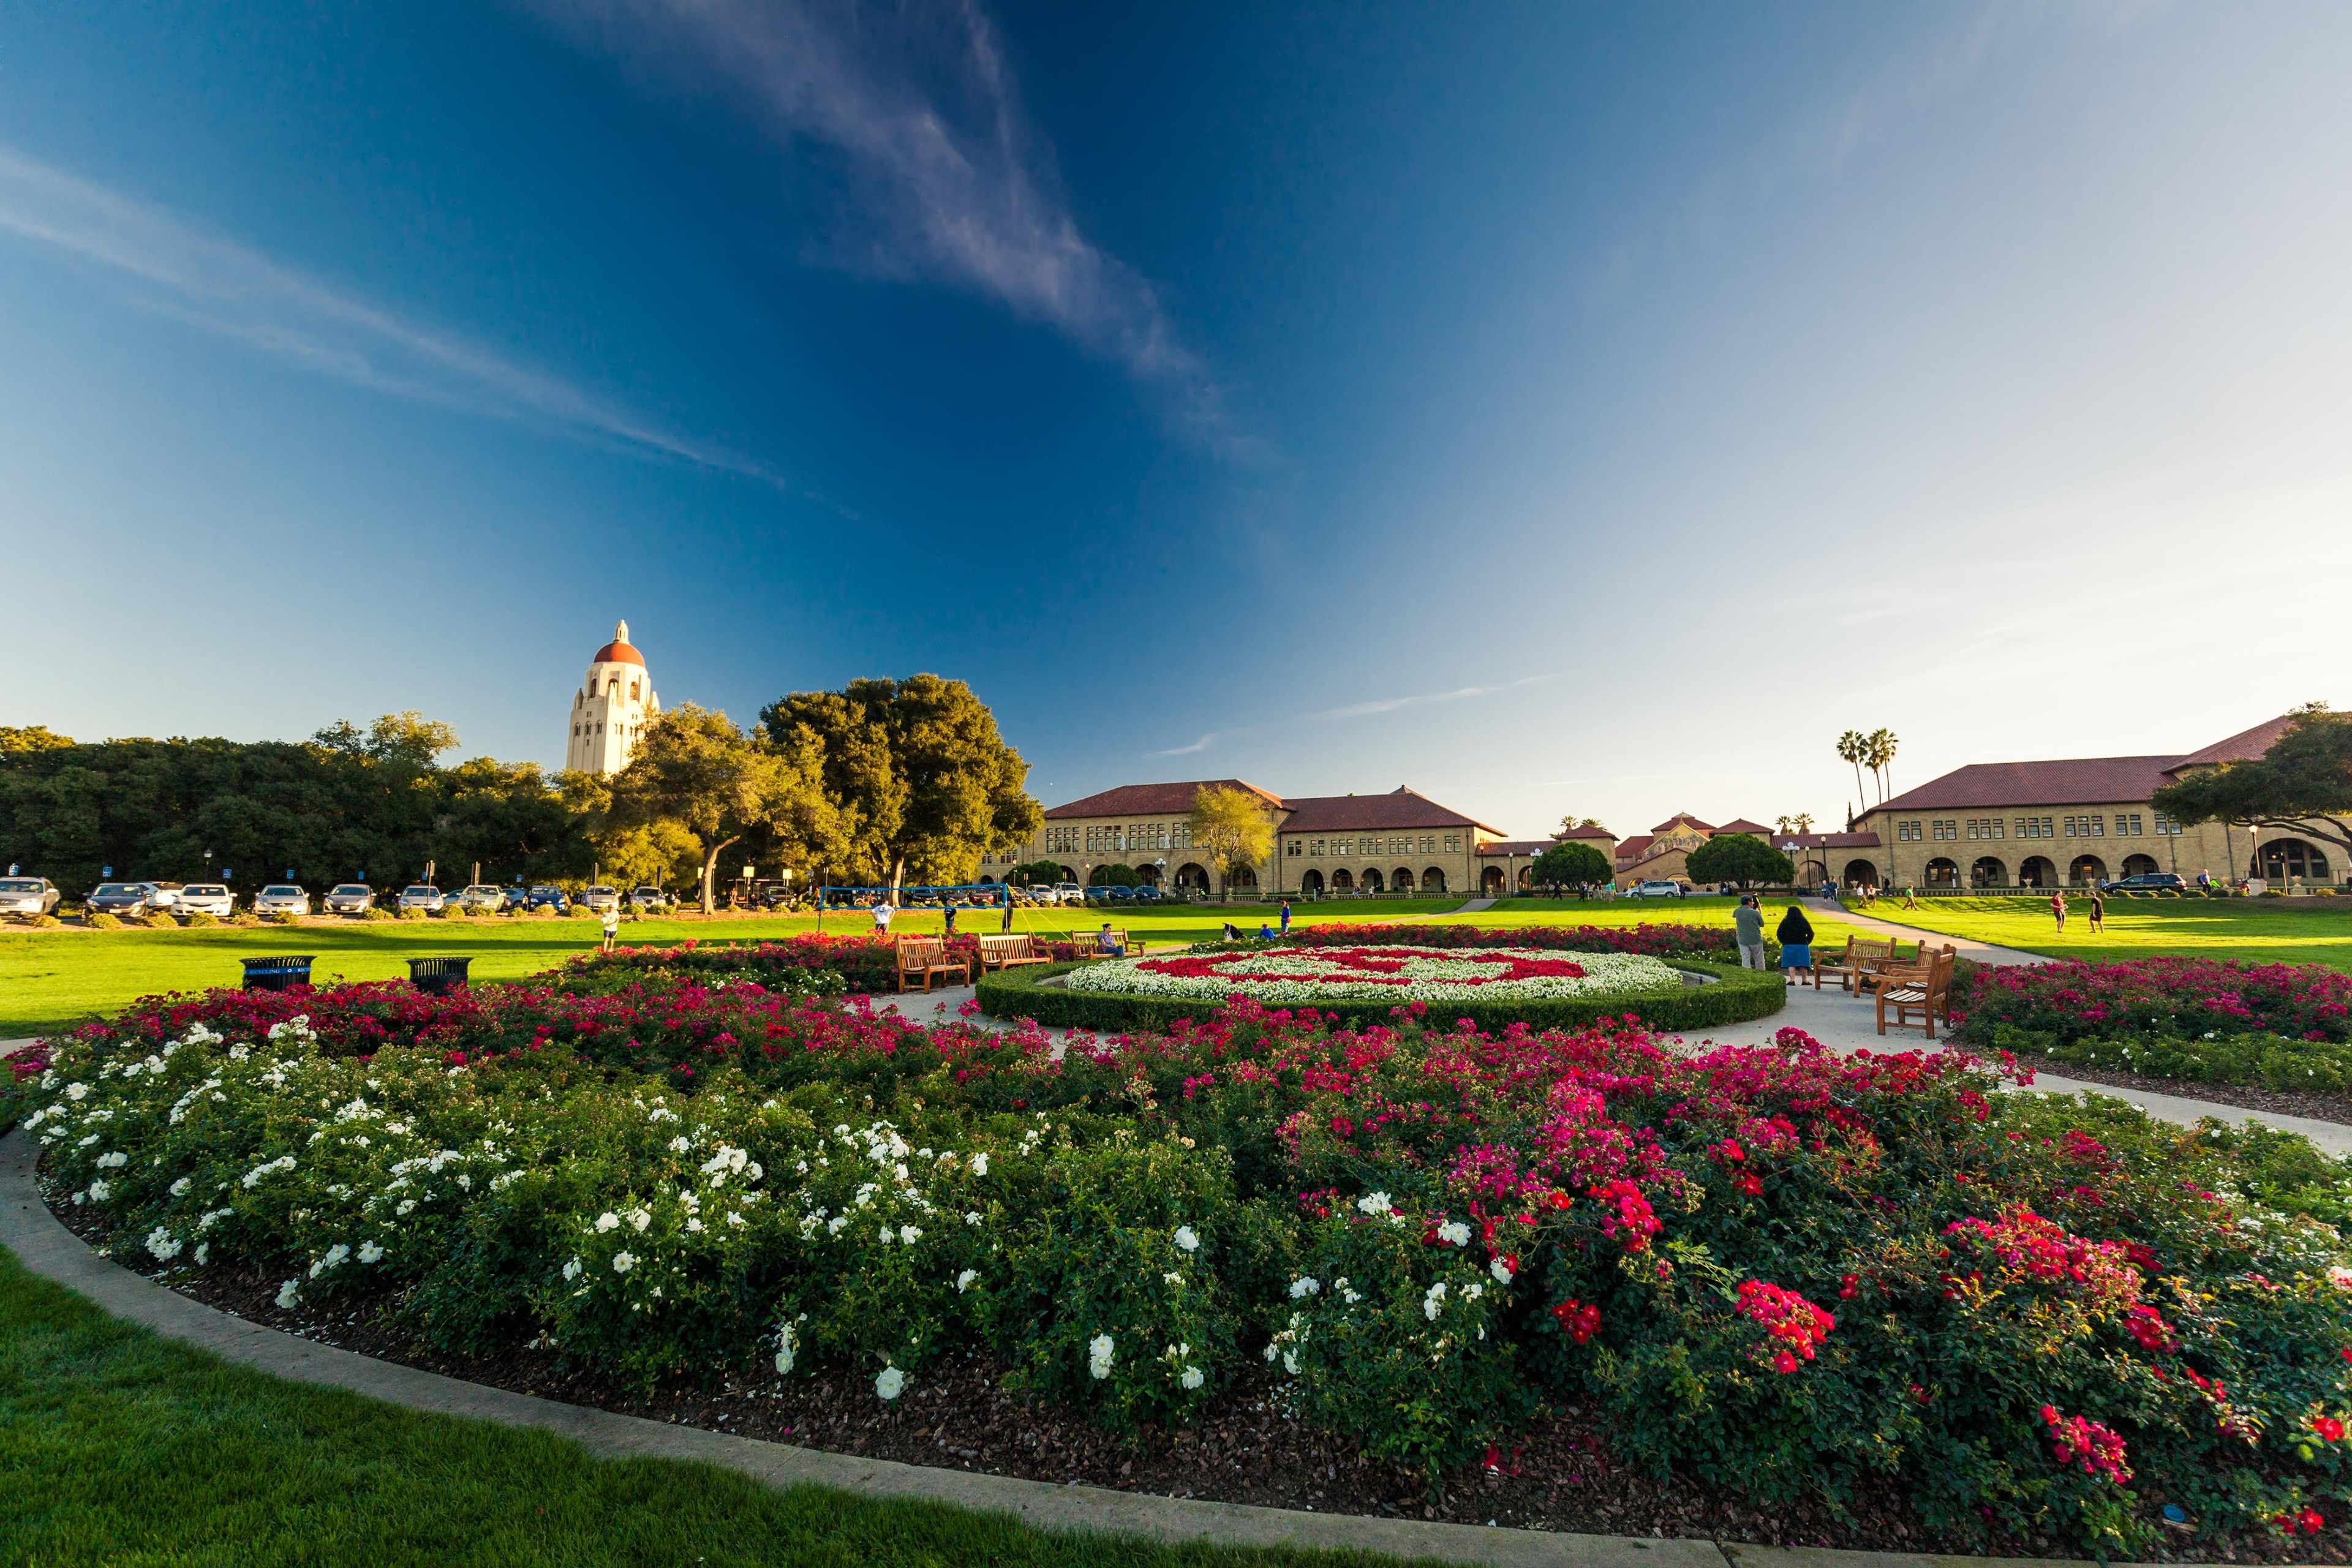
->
[1065,946,1684,1005]
[10,956,2352,1558]
[1952,958,2352,1094]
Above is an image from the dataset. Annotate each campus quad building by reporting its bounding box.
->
[1611,815,1882,891]
[1847,715,2350,892]
[988,780,1616,897]
[565,620,662,776]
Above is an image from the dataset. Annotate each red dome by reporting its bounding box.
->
[591,641,645,666]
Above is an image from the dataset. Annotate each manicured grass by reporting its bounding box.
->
[0,1249,1414,1568]
[0,903,1464,1038]
[1844,895,2352,972]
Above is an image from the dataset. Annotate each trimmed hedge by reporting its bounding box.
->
[977,956,1785,1036]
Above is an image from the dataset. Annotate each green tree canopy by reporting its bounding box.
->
[1530,839,1613,890]
[1187,786,1274,900]
[604,704,839,913]
[0,725,74,755]
[760,674,1041,891]
[2152,704,2352,868]
[1684,832,1795,891]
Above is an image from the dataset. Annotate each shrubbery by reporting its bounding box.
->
[13,957,2352,1557]
[83,912,122,930]
[361,907,396,922]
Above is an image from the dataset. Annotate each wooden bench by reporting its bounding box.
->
[895,936,973,992]
[1814,936,1916,993]
[975,933,1050,973]
[1875,946,1956,1040]
[1069,929,1145,960]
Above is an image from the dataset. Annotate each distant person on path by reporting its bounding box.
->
[2196,869,2212,891]
[2087,889,2105,934]
[872,899,895,935]
[1000,897,1015,932]
[943,904,958,938]
[1775,903,1815,986]
[2051,889,2067,933]
[1733,896,1766,970]
[600,905,620,954]
[1279,900,1292,936]
[1901,884,1919,909]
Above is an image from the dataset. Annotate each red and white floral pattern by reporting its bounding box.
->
[1063,944,1681,1004]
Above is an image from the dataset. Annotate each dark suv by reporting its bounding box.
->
[2100,872,2187,893]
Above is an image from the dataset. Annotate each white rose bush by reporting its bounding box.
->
[10,951,2352,1555]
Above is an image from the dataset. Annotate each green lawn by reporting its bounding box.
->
[0,1248,1409,1568]
[1847,895,2352,971]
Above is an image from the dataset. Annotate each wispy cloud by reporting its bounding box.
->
[0,143,772,481]
[536,0,1250,456]
[1148,673,1561,757]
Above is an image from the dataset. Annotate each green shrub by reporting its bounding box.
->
[184,911,219,929]
[142,913,180,930]
[397,907,428,922]
[83,911,123,930]
[230,912,262,927]
[265,911,303,926]
[24,913,62,929]
[361,907,395,922]
[2027,1027,2352,1096]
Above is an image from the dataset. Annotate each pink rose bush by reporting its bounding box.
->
[9,948,2351,1555]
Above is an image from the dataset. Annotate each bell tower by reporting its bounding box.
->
[566,620,659,775]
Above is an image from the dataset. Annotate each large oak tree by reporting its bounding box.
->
[602,704,840,913]
[2153,704,2352,871]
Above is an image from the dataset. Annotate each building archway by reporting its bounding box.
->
[1842,859,1878,888]
[1134,864,1161,888]
[1420,867,1447,893]
[2259,838,2331,883]
[1330,868,1355,892]
[1057,865,1077,884]
[2069,855,2107,886]
[1481,866,1506,895]
[1360,867,1385,893]
[1518,865,1536,891]
[1970,857,2007,889]
[1174,862,1209,891]
[2018,856,2054,888]
[1298,870,1324,895]
[2120,853,2160,878]
[1925,858,1959,888]
[1228,865,1258,892]
[1393,866,1414,895]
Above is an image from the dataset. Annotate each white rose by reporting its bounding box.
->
[1174,1226,1199,1253]
[957,1268,978,1293]
[875,1365,905,1400]
[1088,1333,1115,1380]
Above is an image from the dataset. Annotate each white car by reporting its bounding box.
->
[253,884,312,917]
[0,876,60,916]
[456,884,506,911]
[146,881,187,909]
[628,886,673,912]
[396,884,447,912]
[581,884,621,913]
[175,883,236,918]
[1628,880,1686,899]
[1050,882,1084,906]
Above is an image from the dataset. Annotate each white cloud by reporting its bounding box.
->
[536,0,1248,454]
[0,142,772,481]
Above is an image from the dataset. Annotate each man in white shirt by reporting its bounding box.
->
[872,899,895,934]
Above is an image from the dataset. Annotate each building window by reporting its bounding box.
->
[1444,834,1461,853]
[2117,814,2144,835]
[1898,821,1921,842]
[1310,839,1325,858]
[1333,839,1353,857]
[2090,815,2105,837]
[2018,816,2054,839]
[1287,840,1302,857]
[1931,820,1957,840]
[1962,818,2004,840]
[2154,814,2180,836]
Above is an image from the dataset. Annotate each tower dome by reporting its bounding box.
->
[566,620,660,775]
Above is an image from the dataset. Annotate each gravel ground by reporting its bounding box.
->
[45,1188,2343,1564]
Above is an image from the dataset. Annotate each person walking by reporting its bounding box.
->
[1733,895,1766,970]
[2086,888,2105,934]
[2050,889,2067,933]
[1775,902,1815,986]
[1279,900,1292,937]
[1000,894,1015,933]
[600,902,620,954]
[1901,884,1919,910]
[943,903,958,939]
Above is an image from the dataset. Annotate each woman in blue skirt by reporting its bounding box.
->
[1776,903,1815,987]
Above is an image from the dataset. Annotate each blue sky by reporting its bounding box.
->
[4,1,2350,839]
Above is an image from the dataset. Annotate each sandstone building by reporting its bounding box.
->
[565,620,661,776]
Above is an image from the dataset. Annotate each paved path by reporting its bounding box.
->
[0,1128,2126,1568]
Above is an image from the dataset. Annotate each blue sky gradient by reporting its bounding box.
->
[4,2,2349,837]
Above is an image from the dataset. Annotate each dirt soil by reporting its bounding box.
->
[43,1189,2343,1564]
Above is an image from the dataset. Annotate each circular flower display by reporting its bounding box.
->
[1063,944,1683,1004]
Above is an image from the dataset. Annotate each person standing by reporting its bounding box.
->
[1279,900,1292,937]
[1000,894,1015,933]
[1774,903,1815,986]
[2050,889,2067,933]
[943,903,958,939]
[1733,895,1766,970]
[872,897,896,936]
[600,902,620,954]
[2086,889,2104,934]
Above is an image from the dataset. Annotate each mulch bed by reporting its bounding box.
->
[39,1185,2341,1564]
[1996,1052,2352,1129]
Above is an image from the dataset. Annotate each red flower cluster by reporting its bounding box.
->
[1735,1279,1834,1373]
[1588,1178,1662,1252]
[1551,1298,1600,1343]
[2312,1415,2346,1444]
[1133,945,1592,990]
[1950,955,2352,1049]
[2038,1404,2132,1483]
[1943,1208,2142,1310]
[2122,1303,2177,1353]
[2275,1509,2328,1536]
[1281,922,1740,962]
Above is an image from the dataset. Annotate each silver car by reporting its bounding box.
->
[628,886,671,912]
[325,883,377,916]
[396,884,446,912]
[581,884,621,913]
[175,883,236,918]
[456,884,505,911]
[253,884,312,917]
[0,876,59,916]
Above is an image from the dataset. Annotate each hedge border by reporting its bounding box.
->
[976,956,1786,1036]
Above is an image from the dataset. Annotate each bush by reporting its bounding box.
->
[142,913,180,930]
[265,911,303,926]
[83,912,123,930]
[230,912,262,928]
[1950,957,2351,1060]
[17,955,2352,1557]
[397,907,429,922]
[185,912,219,929]
[20,913,63,929]
[360,907,395,922]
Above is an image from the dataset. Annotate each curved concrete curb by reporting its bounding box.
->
[0,1128,2125,1568]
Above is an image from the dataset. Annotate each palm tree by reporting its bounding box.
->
[1865,729,1898,802]
[1793,812,1815,834]
[1836,731,1868,808]
[1774,814,1794,834]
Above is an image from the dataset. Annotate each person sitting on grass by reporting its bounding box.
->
[1258,922,1276,940]
[1775,903,1815,987]
[1222,921,1243,940]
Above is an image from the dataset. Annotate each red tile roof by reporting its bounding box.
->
[1714,818,1775,835]
[1044,780,1285,819]
[1651,813,1714,833]
[1613,834,1656,864]
[2166,714,2294,775]
[1279,787,1504,835]
[1875,756,2182,813]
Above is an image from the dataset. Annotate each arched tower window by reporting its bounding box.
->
[630,680,639,701]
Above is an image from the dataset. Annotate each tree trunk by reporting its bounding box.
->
[891,855,905,897]
[699,834,744,915]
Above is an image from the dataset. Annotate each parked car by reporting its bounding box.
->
[2100,872,2187,894]
[581,885,621,913]
[146,881,187,909]
[526,884,570,913]
[253,884,312,917]
[175,883,235,918]
[1628,880,1686,899]
[86,881,160,917]
[1050,882,1084,905]
[501,886,533,911]
[325,883,377,916]
[628,886,673,912]
[0,876,61,917]
[456,884,506,911]
[396,884,446,912]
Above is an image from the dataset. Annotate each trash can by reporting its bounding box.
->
[407,956,473,997]
[240,956,316,992]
